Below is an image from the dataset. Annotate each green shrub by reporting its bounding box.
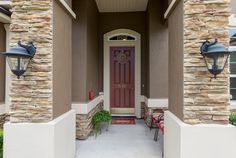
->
[92,110,112,126]
[0,129,3,158]
[92,110,112,135]
[229,113,236,126]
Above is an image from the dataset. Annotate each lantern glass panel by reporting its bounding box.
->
[216,54,229,69]
[204,56,215,70]
[204,54,229,70]
[6,56,30,72]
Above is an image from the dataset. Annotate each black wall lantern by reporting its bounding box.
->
[200,39,231,78]
[2,41,36,79]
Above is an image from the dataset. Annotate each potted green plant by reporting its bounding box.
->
[92,110,112,137]
[229,112,236,126]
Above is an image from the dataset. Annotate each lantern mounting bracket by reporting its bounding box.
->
[17,41,36,58]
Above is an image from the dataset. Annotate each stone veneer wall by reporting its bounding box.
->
[0,113,9,128]
[10,0,53,123]
[183,0,231,124]
[141,102,145,118]
[76,102,103,139]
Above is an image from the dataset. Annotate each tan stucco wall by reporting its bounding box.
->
[87,0,100,100]
[72,0,87,102]
[53,1,72,118]
[168,0,184,120]
[72,0,99,102]
[231,0,236,15]
[72,1,169,101]
[0,23,5,103]
[99,12,147,95]
[146,0,169,99]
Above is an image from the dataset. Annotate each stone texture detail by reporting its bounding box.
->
[141,102,145,118]
[183,0,231,124]
[143,103,167,127]
[0,113,9,128]
[10,0,53,123]
[76,103,103,140]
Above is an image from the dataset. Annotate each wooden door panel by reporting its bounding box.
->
[110,47,135,108]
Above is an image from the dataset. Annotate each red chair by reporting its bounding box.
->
[153,114,164,141]
[150,112,163,130]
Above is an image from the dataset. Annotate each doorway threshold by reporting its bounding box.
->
[111,114,136,117]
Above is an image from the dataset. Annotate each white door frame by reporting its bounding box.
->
[103,29,141,118]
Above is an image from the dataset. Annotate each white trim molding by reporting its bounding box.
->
[229,46,236,52]
[4,24,11,113]
[229,14,236,27]
[72,95,104,114]
[164,111,236,158]
[230,100,236,110]
[0,12,11,24]
[0,1,11,9]
[0,104,5,115]
[140,95,147,103]
[55,0,76,19]
[0,24,11,116]
[108,33,137,41]
[104,29,141,118]
[147,98,168,108]
[141,95,168,108]
[164,0,180,19]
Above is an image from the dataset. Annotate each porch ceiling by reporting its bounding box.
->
[95,0,149,13]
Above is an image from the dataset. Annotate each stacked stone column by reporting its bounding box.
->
[183,0,231,124]
[10,0,53,123]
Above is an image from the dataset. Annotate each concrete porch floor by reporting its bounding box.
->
[76,119,163,158]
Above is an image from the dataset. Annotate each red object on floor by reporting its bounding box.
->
[111,117,135,125]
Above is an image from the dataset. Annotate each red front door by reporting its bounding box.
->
[110,47,135,109]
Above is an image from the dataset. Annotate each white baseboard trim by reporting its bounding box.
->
[4,110,76,158]
[141,96,168,108]
[72,95,104,114]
